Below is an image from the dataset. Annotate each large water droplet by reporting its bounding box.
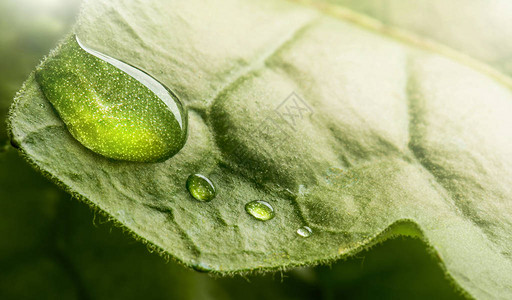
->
[296,226,312,238]
[245,200,275,221]
[35,35,187,162]
[186,174,216,202]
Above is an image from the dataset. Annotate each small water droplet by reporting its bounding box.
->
[245,200,274,221]
[39,103,45,108]
[191,260,213,273]
[296,226,312,238]
[35,35,187,162]
[186,174,216,202]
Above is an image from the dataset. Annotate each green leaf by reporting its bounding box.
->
[8,0,512,298]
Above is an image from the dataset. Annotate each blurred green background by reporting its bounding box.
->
[0,0,465,299]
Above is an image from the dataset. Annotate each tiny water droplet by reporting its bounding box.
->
[186,174,216,202]
[245,200,274,221]
[39,103,45,108]
[191,260,213,273]
[35,35,187,162]
[296,226,312,238]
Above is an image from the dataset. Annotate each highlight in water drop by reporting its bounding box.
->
[245,200,274,221]
[35,35,187,162]
[186,174,216,202]
[296,226,312,238]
